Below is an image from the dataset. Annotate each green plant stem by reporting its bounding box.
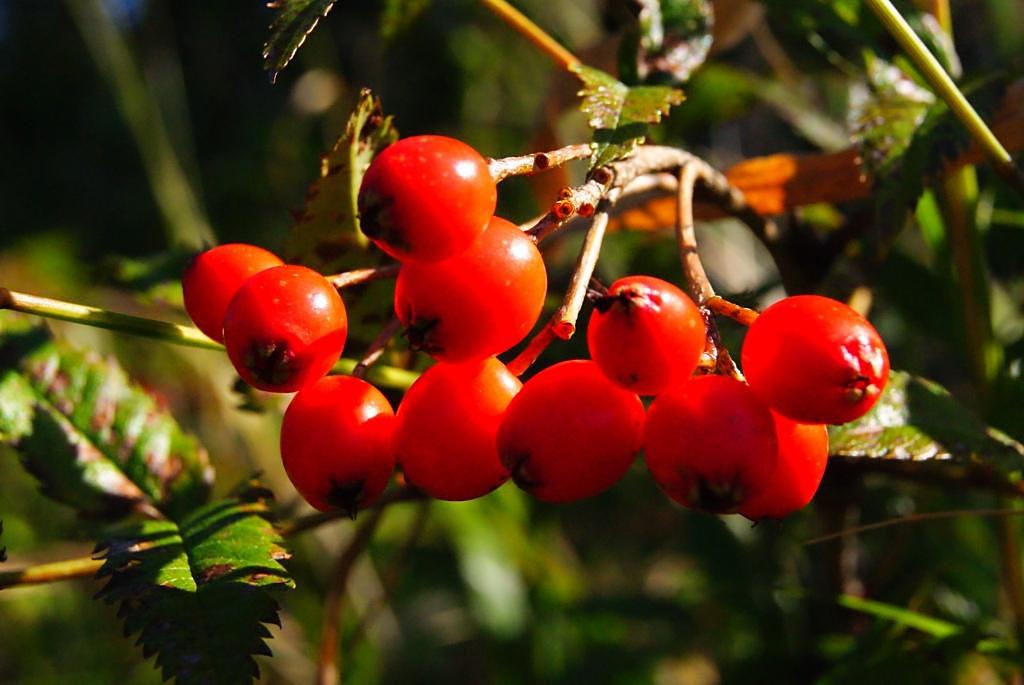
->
[0,288,222,350]
[66,0,214,248]
[0,557,104,591]
[863,0,1024,194]
[476,0,580,72]
[1,488,425,593]
[0,289,419,389]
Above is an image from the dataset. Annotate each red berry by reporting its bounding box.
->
[394,358,520,501]
[497,360,645,503]
[587,276,705,395]
[741,295,890,424]
[280,375,395,514]
[740,414,829,521]
[394,217,547,361]
[222,265,348,392]
[358,135,496,263]
[644,375,778,513]
[182,243,283,342]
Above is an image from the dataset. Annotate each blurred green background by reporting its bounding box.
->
[3,1,1024,683]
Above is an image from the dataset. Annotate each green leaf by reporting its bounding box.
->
[95,496,293,685]
[573,65,684,168]
[865,75,1004,252]
[625,0,713,85]
[850,56,934,179]
[829,371,1024,496]
[380,0,433,42]
[284,88,399,273]
[262,0,338,83]
[0,313,213,520]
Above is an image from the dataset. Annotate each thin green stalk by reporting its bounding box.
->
[66,0,214,248]
[864,0,1023,193]
[1,288,222,350]
[0,289,419,390]
[477,0,580,72]
[0,557,104,591]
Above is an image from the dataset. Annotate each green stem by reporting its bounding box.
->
[863,0,1023,193]
[0,557,104,591]
[477,0,580,72]
[1,288,222,350]
[0,289,420,389]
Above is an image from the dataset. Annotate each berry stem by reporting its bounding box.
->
[352,316,402,379]
[328,264,400,290]
[507,320,557,376]
[476,0,581,72]
[552,187,623,339]
[675,165,744,380]
[863,0,1024,195]
[488,143,593,183]
[0,287,223,350]
[0,556,104,592]
[317,507,386,685]
[707,296,759,326]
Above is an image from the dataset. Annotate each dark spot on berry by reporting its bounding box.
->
[688,475,744,513]
[358,189,408,251]
[404,318,442,355]
[503,451,541,492]
[327,479,366,520]
[245,340,299,387]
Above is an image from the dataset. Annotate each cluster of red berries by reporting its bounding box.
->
[181,134,890,521]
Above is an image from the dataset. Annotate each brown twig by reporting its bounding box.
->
[707,296,760,326]
[352,317,402,380]
[675,164,744,381]
[317,508,386,685]
[488,144,592,183]
[804,506,1024,546]
[552,186,624,340]
[328,264,400,290]
[506,320,558,376]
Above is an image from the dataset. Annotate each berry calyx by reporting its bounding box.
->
[741,295,890,424]
[644,375,778,513]
[280,375,396,515]
[394,216,547,361]
[181,243,283,342]
[357,135,496,263]
[740,414,829,521]
[394,357,520,501]
[587,275,705,395]
[497,360,645,503]
[222,265,348,392]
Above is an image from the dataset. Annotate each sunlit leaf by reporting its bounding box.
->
[830,371,1024,496]
[263,0,338,83]
[0,313,214,520]
[284,88,398,273]
[95,495,293,685]
[625,0,713,85]
[573,65,684,168]
[851,57,934,179]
